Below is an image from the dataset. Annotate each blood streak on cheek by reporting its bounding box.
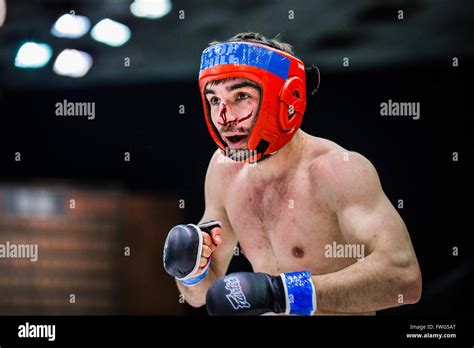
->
[236,111,253,124]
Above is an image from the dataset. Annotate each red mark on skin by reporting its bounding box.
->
[236,111,253,124]
[218,104,253,127]
[217,104,228,126]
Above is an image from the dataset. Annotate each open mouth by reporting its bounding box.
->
[223,134,248,148]
[227,135,245,143]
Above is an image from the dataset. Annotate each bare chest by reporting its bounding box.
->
[224,170,351,275]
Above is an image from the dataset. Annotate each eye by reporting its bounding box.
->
[237,92,249,101]
[209,96,220,105]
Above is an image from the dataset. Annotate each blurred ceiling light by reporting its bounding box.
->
[90,18,131,47]
[51,13,91,38]
[130,0,172,19]
[15,189,57,218]
[53,49,93,78]
[14,42,52,68]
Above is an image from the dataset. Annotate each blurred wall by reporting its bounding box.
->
[0,183,188,315]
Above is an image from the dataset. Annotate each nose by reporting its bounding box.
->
[219,103,227,116]
[218,103,237,126]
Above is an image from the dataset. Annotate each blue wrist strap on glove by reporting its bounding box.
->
[280,270,316,315]
[179,256,212,287]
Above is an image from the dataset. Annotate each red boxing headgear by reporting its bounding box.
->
[199,41,308,163]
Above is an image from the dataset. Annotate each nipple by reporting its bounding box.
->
[292,246,305,258]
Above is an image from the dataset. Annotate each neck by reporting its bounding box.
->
[245,129,306,183]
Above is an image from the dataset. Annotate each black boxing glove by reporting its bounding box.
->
[206,271,316,316]
[163,220,221,286]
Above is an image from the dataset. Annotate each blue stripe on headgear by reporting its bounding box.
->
[200,42,291,80]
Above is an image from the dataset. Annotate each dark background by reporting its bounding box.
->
[0,0,472,317]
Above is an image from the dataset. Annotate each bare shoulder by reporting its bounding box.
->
[305,136,382,209]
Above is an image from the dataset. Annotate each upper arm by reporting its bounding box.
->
[201,150,238,278]
[316,151,417,264]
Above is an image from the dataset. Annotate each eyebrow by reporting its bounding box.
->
[204,87,215,95]
[226,82,259,92]
[204,81,259,95]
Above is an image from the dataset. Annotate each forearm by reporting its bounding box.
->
[312,252,421,313]
[176,266,218,308]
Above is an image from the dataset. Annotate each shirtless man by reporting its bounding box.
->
[163,32,422,315]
